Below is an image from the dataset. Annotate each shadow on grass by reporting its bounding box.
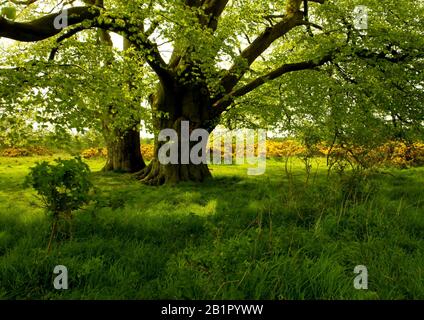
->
[1,164,423,299]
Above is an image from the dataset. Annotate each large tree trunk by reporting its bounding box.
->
[137,158,212,185]
[100,33,146,173]
[102,127,146,173]
[135,124,212,185]
[135,84,214,185]
[102,110,146,173]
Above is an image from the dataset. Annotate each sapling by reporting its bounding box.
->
[25,157,93,252]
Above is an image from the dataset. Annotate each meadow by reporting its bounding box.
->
[0,155,423,299]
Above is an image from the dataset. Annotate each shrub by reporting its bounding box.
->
[1,147,31,157]
[24,157,93,252]
[27,146,53,156]
[81,145,155,160]
[386,142,424,168]
[267,140,307,158]
[141,144,154,160]
[321,141,424,171]
[1,146,52,157]
[81,147,107,159]
[78,140,424,168]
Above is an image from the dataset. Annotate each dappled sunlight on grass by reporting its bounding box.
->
[0,155,423,299]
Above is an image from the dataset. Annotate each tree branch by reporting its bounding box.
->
[0,6,174,83]
[218,0,327,95]
[354,47,424,64]
[8,0,38,5]
[219,10,304,93]
[184,0,229,31]
[48,25,89,61]
[202,0,229,31]
[213,53,333,112]
[0,7,100,42]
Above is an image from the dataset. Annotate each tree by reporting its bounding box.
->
[82,0,146,172]
[0,32,148,171]
[1,0,423,183]
[1,1,153,172]
[96,30,146,173]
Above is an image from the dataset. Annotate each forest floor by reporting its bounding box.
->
[0,155,423,299]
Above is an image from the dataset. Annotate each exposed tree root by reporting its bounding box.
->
[134,159,212,185]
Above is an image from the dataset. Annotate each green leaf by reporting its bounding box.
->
[1,7,16,20]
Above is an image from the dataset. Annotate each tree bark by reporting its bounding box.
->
[136,158,212,185]
[135,131,212,185]
[100,30,146,173]
[102,124,146,173]
[135,83,214,185]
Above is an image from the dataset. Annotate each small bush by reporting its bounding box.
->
[27,146,53,156]
[1,147,31,157]
[25,157,93,252]
[81,147,108,159]
[1,146,52,157]
[320,141,424,171]
[141,144,154,160]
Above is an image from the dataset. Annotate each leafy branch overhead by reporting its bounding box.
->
[1,0,423,184]
[0,1,334,99]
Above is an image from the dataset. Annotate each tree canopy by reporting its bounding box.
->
[0,0,423,183]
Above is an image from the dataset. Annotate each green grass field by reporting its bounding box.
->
[0,155,423,299]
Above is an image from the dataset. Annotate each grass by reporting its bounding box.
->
[0,155,423,299]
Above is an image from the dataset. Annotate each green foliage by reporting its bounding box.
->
[221,0,424,154]
[1,6,16,20]
[24,157,93,215]
[1,0,423,158]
